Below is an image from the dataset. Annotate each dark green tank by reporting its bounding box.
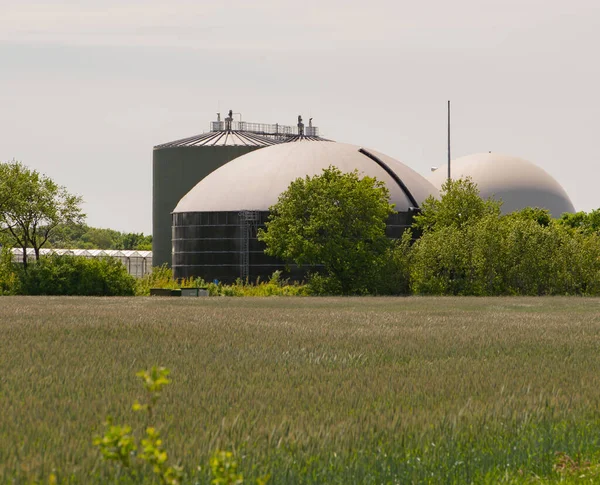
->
[152,129,279,268]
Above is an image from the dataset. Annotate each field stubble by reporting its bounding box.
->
[1,297,600,483]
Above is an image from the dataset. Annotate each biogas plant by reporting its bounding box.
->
[153,110,575,283]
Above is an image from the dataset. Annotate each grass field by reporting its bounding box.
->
[2,296,600,484]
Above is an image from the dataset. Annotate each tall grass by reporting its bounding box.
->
[135,267,308,297]
[134,265,199,296]
[1,297,600,483]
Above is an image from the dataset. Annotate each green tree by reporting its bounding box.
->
[501,218,556,294]
[506,206,553,227]
[0,161,85,269]
[44,222,88,248]
[409,180,600,296]
[258,166,396,294]
[410,178,504,295]
[413,177,501,232]
[121,232,152,251]
[45,224,153,250]
[77,226,118,249]
[557,209,600,234]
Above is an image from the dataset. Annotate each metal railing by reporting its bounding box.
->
[210,120,319,138]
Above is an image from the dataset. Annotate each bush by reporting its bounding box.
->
[410,214,507,295]
[134,264,201,296]
[212,272,309,297]
[19,255,135,296]
[307,233,412,296]
[0,245,19,295]
[408,178,600,296]
[135,267,309,297]
[410,211,600,296]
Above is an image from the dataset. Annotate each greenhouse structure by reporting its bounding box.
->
[10,248,153,278]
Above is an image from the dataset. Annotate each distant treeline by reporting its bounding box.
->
[46,224,152,251]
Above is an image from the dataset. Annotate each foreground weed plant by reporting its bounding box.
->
[209,451,243,485]
[133,366,171,418]
[94,366,264,485]
[94,366,182,485]
[209,451,269,485]
[93,418,137,469]
[139,426,183,485]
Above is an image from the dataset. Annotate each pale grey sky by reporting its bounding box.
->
[1,0,599,233]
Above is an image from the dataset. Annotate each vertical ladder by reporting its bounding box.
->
[239,210,259,281]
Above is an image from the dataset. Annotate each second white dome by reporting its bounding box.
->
[428,153,575,217]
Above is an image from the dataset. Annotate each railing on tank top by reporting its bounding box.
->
[210,121,319,138]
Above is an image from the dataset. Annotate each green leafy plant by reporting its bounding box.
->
[94,366,263,485]
[92,418,137,469]
[132,366,171,418]
[94,366,182,484]
[209,450,269,485]
[139,426,183,485]
[132,367,182,484]
[210,450,244,485]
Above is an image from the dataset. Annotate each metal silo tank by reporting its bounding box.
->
[152,130,279,269]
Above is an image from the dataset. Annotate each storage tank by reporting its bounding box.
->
[152,115,280,268]
[428,153,575,217]
[172,141,438,282]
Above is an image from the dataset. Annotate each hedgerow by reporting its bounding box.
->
[18,254,136,296]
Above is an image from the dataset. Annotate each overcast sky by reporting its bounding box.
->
[1,0,599,233]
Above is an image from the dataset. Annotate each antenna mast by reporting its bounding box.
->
[447,100,451,181]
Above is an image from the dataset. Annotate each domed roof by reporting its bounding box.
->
[428,153,575,217]
[174,141,438,213]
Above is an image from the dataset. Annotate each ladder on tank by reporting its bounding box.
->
[239,210,259,282]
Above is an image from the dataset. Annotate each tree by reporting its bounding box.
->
[258,166,396,294]
[121,232,152,251]
[505,206,552,227]
[408,178,600,296]
[45,224,152,250]
[413,177,501,232]
[557,209,600,234]
[0,161,85,269]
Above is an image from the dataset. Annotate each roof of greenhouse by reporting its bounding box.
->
[10,248,152,258]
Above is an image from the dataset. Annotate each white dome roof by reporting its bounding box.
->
[428,153,575,217]
[174,141,438,213]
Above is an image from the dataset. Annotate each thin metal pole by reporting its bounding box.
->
[447,100,451,181]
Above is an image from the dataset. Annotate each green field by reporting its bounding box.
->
[2,297,600,484]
